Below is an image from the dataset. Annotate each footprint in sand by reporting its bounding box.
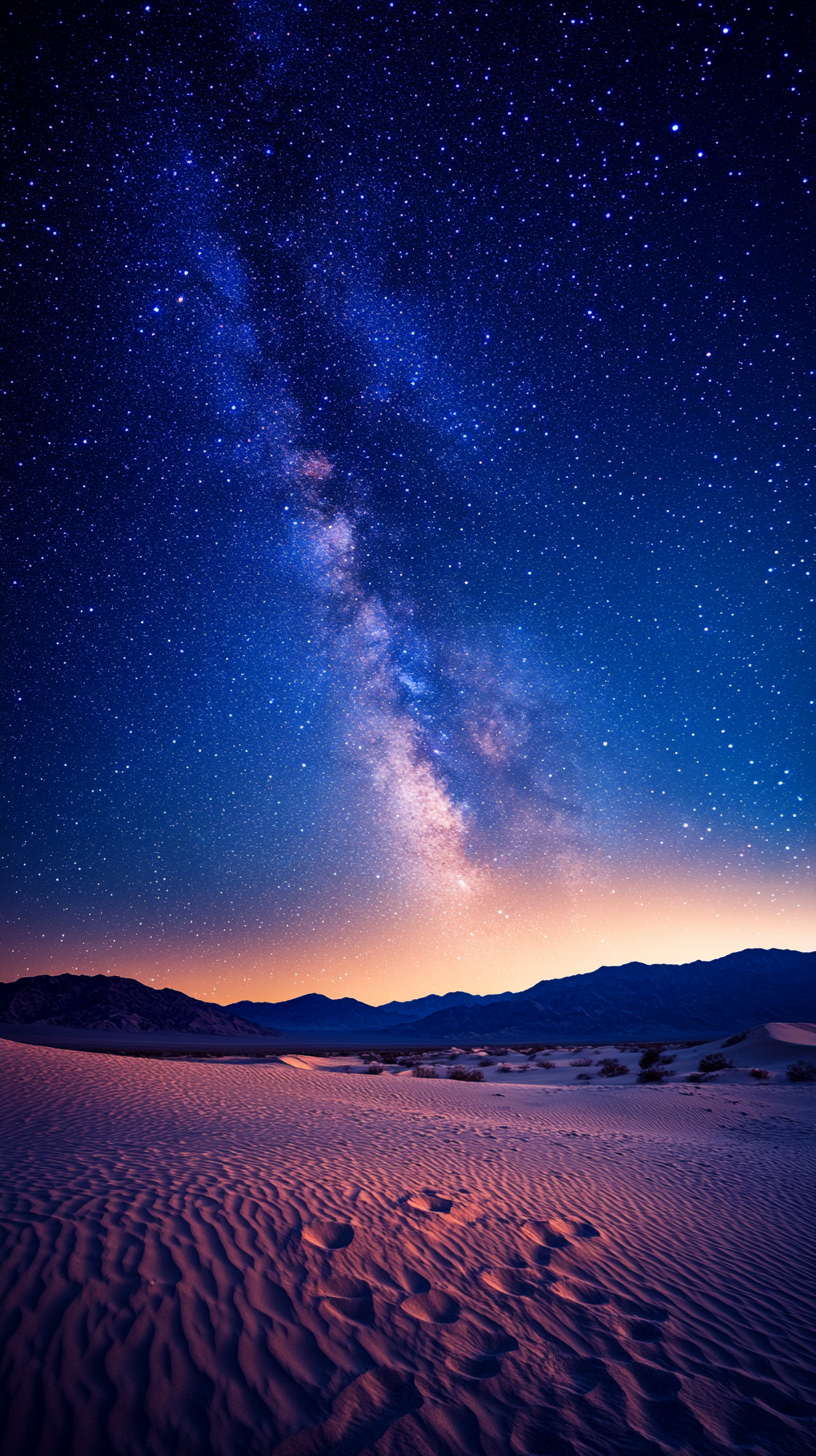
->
[521,1216,600,1248]
[302,1220,354,1250]
[318,1276,375,1326]
[407,1190,452,1213]
[481,1268,540,1297]
[273,1366,421,1456]
[552,1216,600,1239]
[401,1290,460,1323]
[397,1268,431,1294]
[521,1220,569,1249]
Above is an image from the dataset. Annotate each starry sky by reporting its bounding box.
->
[2,0,813,1006]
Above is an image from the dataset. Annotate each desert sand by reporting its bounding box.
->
[1,1027,814,1455]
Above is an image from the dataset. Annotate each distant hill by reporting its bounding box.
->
[226,988,513,1031]
[228,948,814,1041]
[383,948,816,1041]
[5,950,811,1044]
[0,974,275,1037]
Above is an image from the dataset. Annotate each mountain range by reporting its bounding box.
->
[1,948,812,1042]
[227,947,815,1041]
[225,988,514,1032]
[0,974,271,1037]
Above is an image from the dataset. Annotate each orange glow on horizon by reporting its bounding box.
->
[3,861,814,1007]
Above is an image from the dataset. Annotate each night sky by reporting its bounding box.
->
[3,0,813,1006]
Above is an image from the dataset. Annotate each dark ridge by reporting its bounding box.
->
[226,988,513,1031]
[0,974,276,1037]
[229,948,814,1040]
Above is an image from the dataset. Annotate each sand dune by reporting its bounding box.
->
[1,1032,814,1454]
[766,1022,816,1046]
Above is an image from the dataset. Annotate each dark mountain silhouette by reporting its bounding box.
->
[228,948,814,1040]
[388,948,815,1040]
[0,974,274,1036]
[226,988,512,1031]
[4,949,811,1043]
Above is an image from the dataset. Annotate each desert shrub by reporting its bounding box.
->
[576,1072,593,1081]
[597,1058,630,1078]
[516,1063,532,1072]
[787,1060,816,1083]
[749,1067,770,1080]
[686,1073,704,1083]
[658,1054,676,1066]
[698,1053,734,1075]
[570,1058,592,1068]
[448,1067,484,1082]
[638,1048,663,1070]
[537,1060,556,1070]
[638,1068,665,1083]
[412,1064,438,1079]
[366,1062,384,1075]
[478,1057,496,1067]
[498,1063,513,1073]
[722,1030,748,1047]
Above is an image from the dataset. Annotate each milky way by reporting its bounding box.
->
[2,0,813,1001]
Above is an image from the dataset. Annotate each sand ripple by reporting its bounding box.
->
[1,1038,814,1455]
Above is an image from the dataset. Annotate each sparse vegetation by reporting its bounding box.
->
[786,1060,816,1083]
[638,1047,664,1070]
[570,1058,592,1068]
[365,1062,384,1075]
[498,1063,513,1073]
[597,1058,630,1078]
[537,1060,556,1070]
[722,1031,748,1048]
[749,1068,770,1080]
[478,1058,496,1068]
[576,1072,593,1081]
[698,1053,734,1075]
[638,1068,665,1083]
[412,1065,438,1079]
[447,1067,484,1082]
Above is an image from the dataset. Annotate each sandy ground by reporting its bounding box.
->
[1,1028,814,1455]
